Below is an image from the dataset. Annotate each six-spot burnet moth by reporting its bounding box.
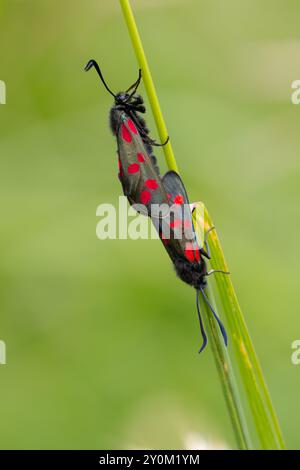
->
[85,59,229,352]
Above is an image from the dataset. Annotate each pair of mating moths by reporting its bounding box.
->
[85,60,229,352]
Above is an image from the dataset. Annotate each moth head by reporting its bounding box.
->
[115,92,130,104]
[114,92,145,113]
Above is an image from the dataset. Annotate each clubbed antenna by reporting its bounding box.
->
[84,59,116,98]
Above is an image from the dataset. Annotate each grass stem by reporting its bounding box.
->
[119,0,178,173]
[119,0,285,450]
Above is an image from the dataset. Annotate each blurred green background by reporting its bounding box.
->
[0,0,300,449]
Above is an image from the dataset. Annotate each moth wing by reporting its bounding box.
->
[117,115,169,215]
[160,170,200,262]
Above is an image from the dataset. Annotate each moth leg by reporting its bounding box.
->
[200,225,216,259]
[200,246,210,259]
[203,227,230,276]
[206,269,230,276]
[150,135,170,147]
[206,225,216,237]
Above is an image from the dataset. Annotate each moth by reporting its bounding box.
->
[85,59,229,352]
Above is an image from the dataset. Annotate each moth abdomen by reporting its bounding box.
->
[173,257,207,290]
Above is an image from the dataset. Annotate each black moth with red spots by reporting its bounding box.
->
[85,59,228,352]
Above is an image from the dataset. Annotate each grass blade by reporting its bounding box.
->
[199,285,252,449]
[119,0,286,450]
[194,204,285,449]
[119,0,178,173]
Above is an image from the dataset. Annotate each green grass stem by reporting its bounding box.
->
[119,0,285,450]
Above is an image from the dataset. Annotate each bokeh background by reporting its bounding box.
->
[0,0,300,449]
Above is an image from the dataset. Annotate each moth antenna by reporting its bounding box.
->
[200,287,228,347]
[196,290,208,353]
[125,69,142,101]
[84,59,116,98]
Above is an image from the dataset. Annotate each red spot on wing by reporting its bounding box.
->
[194,248,201,262]
[170,219,182,229]
[137,153,145,163]
[184,242,201,263]
[184,243,195,262]
[145,179,159,190]
[128,163,140,174]
[121,124,132,142]
[174,194,184,205]
[127,119,138,134]
[140,190,152,205]
[118,159,122,169]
